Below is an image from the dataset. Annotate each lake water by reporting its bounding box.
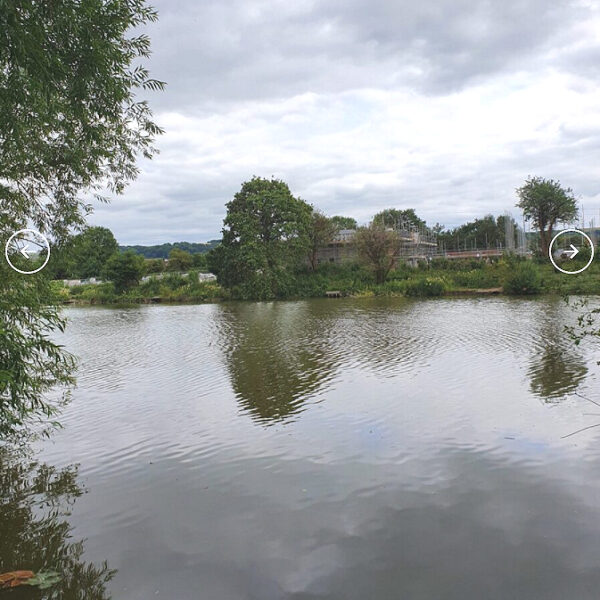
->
[3,297,600,599]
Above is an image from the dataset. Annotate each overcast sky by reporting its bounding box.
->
[90,0,600,245]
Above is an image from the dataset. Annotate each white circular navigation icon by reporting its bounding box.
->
[5,229,51,274]
[548,228,594,275]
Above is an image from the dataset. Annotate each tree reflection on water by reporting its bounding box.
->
[215,301,341,424]
[214,297,433,424]
[0,446,115,599]
[528,305,588,401]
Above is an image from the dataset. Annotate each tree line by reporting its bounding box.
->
[206,175,580,299]
[120,240,220,259]
[48,227,210,293]
[49,175,581,300]
[205,177,442,298]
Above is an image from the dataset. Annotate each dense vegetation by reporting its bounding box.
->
[120,240,220,258]
[1,0,162,435]
[59,177,597,305]
[59,251,600,306]
[437,214,519,251]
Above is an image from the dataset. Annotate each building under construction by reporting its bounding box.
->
[315,220,438,266]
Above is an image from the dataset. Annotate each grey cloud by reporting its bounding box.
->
[144,0,588,110]
[94,120,600,244]
[89,0,600,244]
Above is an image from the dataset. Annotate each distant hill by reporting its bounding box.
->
[120,240,220,259]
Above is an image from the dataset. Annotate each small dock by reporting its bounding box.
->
[325,290,342,298]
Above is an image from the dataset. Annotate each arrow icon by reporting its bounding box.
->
[19,244,31,259]
[564,244,579,259]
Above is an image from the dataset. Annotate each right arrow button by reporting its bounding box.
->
[564,244,579,259]
[549,229,594,275]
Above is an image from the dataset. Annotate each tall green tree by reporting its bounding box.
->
[70,227,119,278]
[516,176,578,257]
[307,211,338,271]
[355,223,402,284]
[217,177,312,299]
[1,0,163,434]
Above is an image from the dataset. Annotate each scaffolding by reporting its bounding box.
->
[318,219,438,266]
[394,217,438,260]
[504,212,528,255]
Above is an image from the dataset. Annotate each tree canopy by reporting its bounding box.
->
[1,0,164,239]
[167,248,193,272]
[213,177,312,299]
[437,215,517,251]
[516,177,578,256]
[59,227,119,279]
[121,241,219,258]
[103,251,145,294]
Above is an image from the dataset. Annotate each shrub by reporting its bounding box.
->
[102,251,144,293]
[451,269,501,289]
[68,284,85,297]
[503,261,542,295]
[138,276,162,296]
[162,272,187,289]
[379,280,406,295]
[403,276,446,297]
[79,283,116,303]
[50,281,71,302]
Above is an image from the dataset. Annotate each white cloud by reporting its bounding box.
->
[90,0,600,244]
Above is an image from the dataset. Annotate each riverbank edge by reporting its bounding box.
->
[62,286,574,307]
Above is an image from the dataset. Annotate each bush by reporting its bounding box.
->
[102,251,145,293]
[162,272,187,289]
[429,258,486,271]
[167,248,193,272]
[50,282,71,302]
[145,258,165,273]
[403,276,446,297]
[379,280,406,295]
[138,276,162,296]
[503,261,542,295]
[451,269,501,289]
[79,283,116,303]
[68,284,85,297]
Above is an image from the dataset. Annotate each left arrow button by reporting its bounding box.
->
[5,229,50,274]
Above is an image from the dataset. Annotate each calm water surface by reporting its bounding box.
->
[3,297,600,599]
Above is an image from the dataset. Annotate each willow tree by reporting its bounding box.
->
[0,0,163,435]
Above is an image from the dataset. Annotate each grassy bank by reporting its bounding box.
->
[54,255,600,305]
[56,272,226,305]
